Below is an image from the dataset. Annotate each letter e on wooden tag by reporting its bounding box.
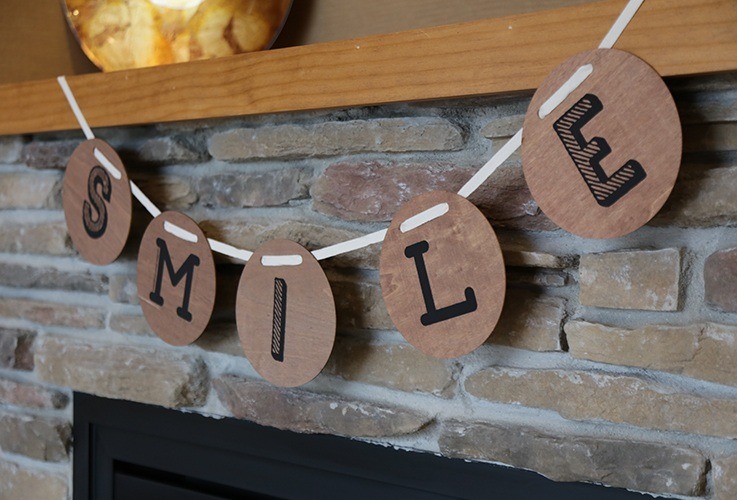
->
[137,211,216,346]
[236,239,336,387]
[522,49,681,239]
[380,191,506,358]
[63,139,132,265]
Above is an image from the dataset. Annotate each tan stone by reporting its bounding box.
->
[135,176,197,210]
[214,375,432,437]
[0,221,72,255]
[201,218,380,269]
[713,453,737,500]
[464,366,737,438]
[0,298,105,329]
[566,321,737,387]
[310,160,554,230]
[208,118,464,160]
[325,340,455,396]
[490,290,564,351]
[0,459,67,499]
[566,321,701,372]
[0,378,68,409]
[138,136,206,163]
[0,411,70,462]
[0,137,23,163]
[109,313,154,336]
[330,278,393,330]
[502,249,571,269]
[35,336,208,408]
[481,115,525,138]
[579,248,680,311]
[0,173,60,209]
[439,420,705,496]
[704,246,737,312]
[0,327,35,370]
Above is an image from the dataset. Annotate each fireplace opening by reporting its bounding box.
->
[73,393,655,499]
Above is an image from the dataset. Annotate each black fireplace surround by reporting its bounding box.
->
[73,392,655,499]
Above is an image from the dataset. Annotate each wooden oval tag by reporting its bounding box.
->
[380,191,506,358]
[62,139,132,265]
[236,239,336,387]
[137,211,216,346]
[522,49,681,239]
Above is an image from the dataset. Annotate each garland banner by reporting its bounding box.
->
[59,0,681,387]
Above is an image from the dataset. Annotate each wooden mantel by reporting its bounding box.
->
[0,0,735,136]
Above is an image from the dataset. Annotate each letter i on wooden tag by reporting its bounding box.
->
[522,49,682,239]
[236,239,336,387]
[137,211,216,346]
[63,139,132,265]
[380,191,506,358]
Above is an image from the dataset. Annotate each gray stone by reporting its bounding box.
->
[214,375,432,437]
[683,122,737,152]
[138,136,207,163]
[35,336,208,408]
[656,167,737,227]
[196,168,310,208]
[21,140,78,169]
[108,275,139,304]
[439,421,705,496]
[209,118,464,160]
[0,263,107,293]
[0,137,23,163]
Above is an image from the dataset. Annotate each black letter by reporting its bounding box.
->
[82,166,111,238]
[553,93,646,207]
[404,240,477,326]
[149,238,200,322]
[271,278,287,362]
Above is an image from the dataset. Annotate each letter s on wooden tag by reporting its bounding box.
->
[137,211,216,346]
[63,139,132,265]
[236,239,336,387]
[380,191,506,359]
[522,48,681,239]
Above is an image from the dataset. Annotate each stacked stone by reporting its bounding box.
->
[0,71,736,498]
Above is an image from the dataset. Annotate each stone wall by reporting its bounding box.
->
[0,71,736,498]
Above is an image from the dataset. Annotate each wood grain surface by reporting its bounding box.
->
[522,48,681,238]
[0,0,735,135]
[137,211,216,346]
[380,191,506,359]
[236,239,336,387]
[62,139,132,265]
